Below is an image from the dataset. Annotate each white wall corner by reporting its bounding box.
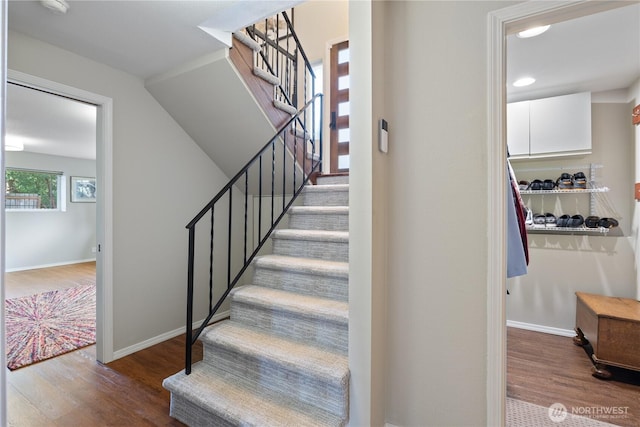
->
[198,26,233,48]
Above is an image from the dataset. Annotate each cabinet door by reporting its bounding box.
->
[506,101,530,157]
[529,92,591,156]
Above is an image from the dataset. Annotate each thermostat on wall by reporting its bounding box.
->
[379,119,388,153]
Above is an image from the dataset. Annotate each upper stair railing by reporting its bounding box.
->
[245,9,315,112]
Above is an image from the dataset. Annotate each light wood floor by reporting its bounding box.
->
[508,327,640,427]
[5,261,96,299]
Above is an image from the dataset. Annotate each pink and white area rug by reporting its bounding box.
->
[5,283,96,370]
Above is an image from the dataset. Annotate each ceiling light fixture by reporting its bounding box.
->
[5,136,25,152]
[517,25,551,38]
[513,77,536,87]
[40,0,69,14]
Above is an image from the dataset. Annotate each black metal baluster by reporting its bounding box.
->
[227,189,232,289]
[209,207,214,313]
[272,140,275,227]
[258,155,263,245]
[186,226,195,374]
[244,170,248,264]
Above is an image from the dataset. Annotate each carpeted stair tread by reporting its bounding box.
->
[302,184,349,206]
[288,206,349,231]
[254,67,280,86]
[163,362,346,427]
[230,285,347,354]
[271,230,348,262]
[273,99,298,115]
[201,321,348,382]
[232,31,261,52]
[271,229,348,242]
[316,174,349,185]
[253,254,348,278]
[231,285,348,324]
[303,183,349,193]
[288,206,349,215]
[251,255,348,301]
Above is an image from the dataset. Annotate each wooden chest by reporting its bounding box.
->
[575,292,640,378]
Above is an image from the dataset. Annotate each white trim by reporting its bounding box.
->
[487,2,630,426]
[507,320,575,338]
[486,8,507,427]
[1,1,8,424]
[5,258,96,273]
[7,69,115,364]
[112,311,230,360]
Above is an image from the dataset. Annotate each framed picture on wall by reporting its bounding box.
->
[71,176,97,203]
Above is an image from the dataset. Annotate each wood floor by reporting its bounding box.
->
[508,327,640,427]
[5,261,96,299]
[7,336,203,426]
[5,265,640,426]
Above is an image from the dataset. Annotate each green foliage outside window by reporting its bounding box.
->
[6,169,59,209]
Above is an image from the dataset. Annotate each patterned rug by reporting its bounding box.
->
[5,283,96,370]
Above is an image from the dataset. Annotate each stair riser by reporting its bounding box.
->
[230,302,348,355]
[202,344,349,419]
[316,176,349,185]
[289,213,348,231]
[272,238,348,262]
[169,394,234,427]
[303,191,349,207]
[252,266,348,302]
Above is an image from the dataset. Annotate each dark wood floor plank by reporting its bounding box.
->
[508,327,640,427]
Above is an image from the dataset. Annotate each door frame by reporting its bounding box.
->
[487,1,632,425]
[6,69,115,365]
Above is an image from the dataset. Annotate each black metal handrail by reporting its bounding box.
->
[245,10,316,111]
[185,94,323,374]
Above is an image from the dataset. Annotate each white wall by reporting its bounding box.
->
[295,0,348,63]
[351,1,514,425]
[8,30,238,354]
[507,102,636,331]
[5,151,96,270]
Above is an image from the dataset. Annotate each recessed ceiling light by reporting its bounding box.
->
[517,25,551,38]
[513,77,536,87]
[5,136,25,152]
[40,0,69,14]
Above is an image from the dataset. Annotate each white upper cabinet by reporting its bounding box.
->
[506,101,530,157]
[507,92,592,158]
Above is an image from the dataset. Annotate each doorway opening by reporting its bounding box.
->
[488,2,639,425]
[3,70,114,365]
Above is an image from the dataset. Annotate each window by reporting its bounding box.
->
[5,168,65,210]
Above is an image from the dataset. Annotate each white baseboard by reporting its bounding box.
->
[6,258,96,273]
[507,320,575,337]
[112,310,230,361]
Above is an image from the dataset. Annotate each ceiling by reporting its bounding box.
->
[4,1,640,160]
[507,3,640,102]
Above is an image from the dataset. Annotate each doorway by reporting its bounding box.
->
[488,2,638,425]
[329,40,350,173]
[4,70,114,365]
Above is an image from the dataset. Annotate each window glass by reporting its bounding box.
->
[338,155,350,170]
[338,75,350,90]
[338,101,350,117]
[6,168,63,210]
[338,48,349,64]
[338,128,350,143]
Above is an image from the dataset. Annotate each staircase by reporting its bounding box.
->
[163,175,350,426]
